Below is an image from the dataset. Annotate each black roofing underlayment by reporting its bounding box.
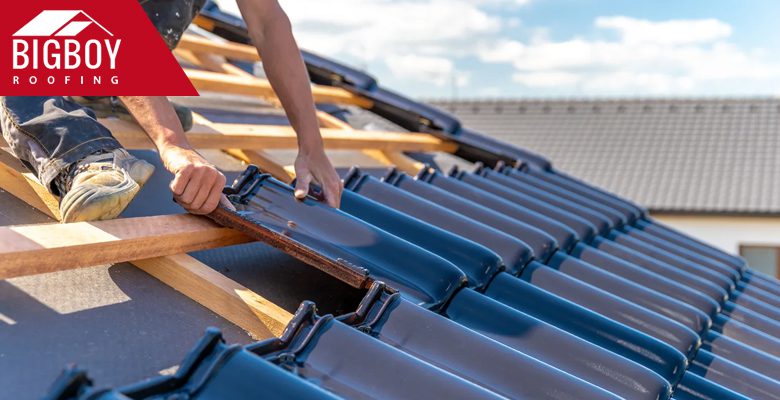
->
[39,3,780,400]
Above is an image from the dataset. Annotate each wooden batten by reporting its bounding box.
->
[0,214,252,280]
[179,34,261,62]
[185,69,374,108]
[100,117,454,152]
[0,154,292,339]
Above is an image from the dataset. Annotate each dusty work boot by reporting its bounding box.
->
[69,96,194,132]
[55,149,155,223]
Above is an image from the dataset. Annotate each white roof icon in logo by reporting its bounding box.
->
[13,10,113,37]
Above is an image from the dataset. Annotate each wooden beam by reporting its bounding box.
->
[185,69,374,108]
[174,48,203,67]
[100,118,455,152]
[0,214,252,280]
[193,14,216,31]
[133,254,292,339]
[192,113,291,183]
[362,149,425,175]
[0,149,60,219]
[224,148,294,183]
[0,154,291,339]
[316,111,352,130]
[211,123,455,152]
[179,34,260,62]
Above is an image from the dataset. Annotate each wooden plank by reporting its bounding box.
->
[362,149,425,175]
[185,69,374,108]
[211,123,455,152]
[133,254,292,339]
[100,117,455,152]
[193,113,291,183]
[0,214,252,280]
[195,53,265,83]
[193,14,216,31]
[0,149,60,219]
[224,148,294,183]
[179,34,261,62]
[316,111,353,130]
[174,48,203,67]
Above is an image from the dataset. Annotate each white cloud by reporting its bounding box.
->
[595,16,732,45]
[513,71,581,87]
[474,0,530,5]
[277,0,503,61]
[479,16,780,95]
[478,39,525,63]
[386,54,455,86]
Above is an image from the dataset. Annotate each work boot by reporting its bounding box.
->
[69,96,194,132]
[55,149,155,223]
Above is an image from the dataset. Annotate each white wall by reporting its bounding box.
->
[653,214,780,254]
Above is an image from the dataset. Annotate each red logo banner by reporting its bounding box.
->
[0,0,198,95]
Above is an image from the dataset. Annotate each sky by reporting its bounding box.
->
[215,0,780,99]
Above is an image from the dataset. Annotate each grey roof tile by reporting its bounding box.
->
[430,98,780,214]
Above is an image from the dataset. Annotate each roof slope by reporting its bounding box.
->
[430,98,780,214]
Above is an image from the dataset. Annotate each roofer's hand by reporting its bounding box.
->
[161,146,227,215]
[294,148,343,208]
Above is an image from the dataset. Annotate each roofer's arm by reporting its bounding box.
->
[118,96,228,215]
[235,0,343,208]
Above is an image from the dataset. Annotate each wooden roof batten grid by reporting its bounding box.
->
[0,33,459,340]
[176,33,429,177]
[0,147,291,339]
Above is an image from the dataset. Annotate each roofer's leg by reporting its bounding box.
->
[0,96,154,222]
[141,0,207,50]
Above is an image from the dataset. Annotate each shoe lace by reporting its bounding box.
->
[54,151,116,195]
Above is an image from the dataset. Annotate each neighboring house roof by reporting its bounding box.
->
[429,98,780,215]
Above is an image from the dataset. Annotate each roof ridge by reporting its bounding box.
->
[426,96,780,105]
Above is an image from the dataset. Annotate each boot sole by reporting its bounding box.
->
[60,178,140,223]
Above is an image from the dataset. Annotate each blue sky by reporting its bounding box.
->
[217,0,780,99]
